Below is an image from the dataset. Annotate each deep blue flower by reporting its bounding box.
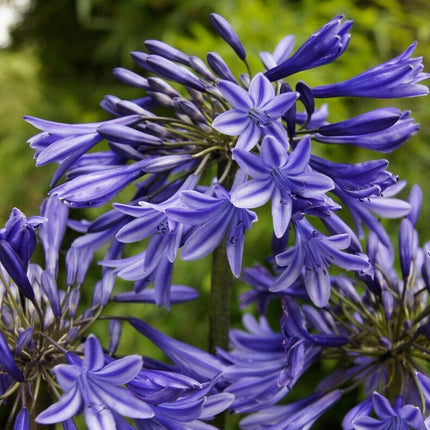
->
[272,218,371,306]
[212,73,299,150]
[232,135,334,238]
[166,174,257,277]
[265,15,352,81]
[314,110,419,153]
[240,390,342,429]
[13,408,30,430]
[351,393,425,430]
[210,13,246,60]
[312,42,430,98]
[36,334,154,428]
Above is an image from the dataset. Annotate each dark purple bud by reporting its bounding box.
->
[381,290,394,320]
[0,330,24,381]
[318,108,401,136]
[147,77,180,97]
[207,52,238,83]
[189,56,217,81]
[0,240,34,301]
[1,303,14,329]
[109,319,122,355]
[141,122,172,139]
[41,271,61,318]
[239,73,250,89]
[142,154,193,173]
[296,81,315,120]
[407,184,422,226]
[92,271,115,307]
[173,98,206,123]
[144,39,190,65]
[148,91,174,107]
[97,124,162,147]
[266,16,352,80]
[66,327,80,344]
[146,55,206,92]
[13,408,30,430]
[39,196,68,276]
[65,246,79,286]
[209,13,246,60]
[14,327,34,355]
[67,288,80,318]
[113,67,149,89]
[399,218,416,278]
[52,160,148,208]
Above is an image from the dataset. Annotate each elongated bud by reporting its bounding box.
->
[209,13,246,60]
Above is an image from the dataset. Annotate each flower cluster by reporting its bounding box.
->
[0,10,429,430]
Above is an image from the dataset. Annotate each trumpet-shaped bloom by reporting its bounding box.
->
[265,15,352,81]
[312,42,430,98]
[212,73,299,150]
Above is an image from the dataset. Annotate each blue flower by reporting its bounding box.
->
[36,334,154,429]
[351,392,425,430]
[166,174,257,277]
[265,15,352,81]
[312,42,430,98]
[212,73,299,150]
[232,135,334,238]
[272,218,371,307]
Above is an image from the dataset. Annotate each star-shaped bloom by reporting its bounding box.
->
[212,73,299,150]
[272,218,371,307]
[231,135,334,238]
[36,335,154,429]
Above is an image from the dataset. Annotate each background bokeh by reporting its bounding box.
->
[1,0,430,427]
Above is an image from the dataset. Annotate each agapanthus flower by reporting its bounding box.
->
[36,335,154,428]
[232,135,334,238]
[311,42,430,98]
[349,393,425,430]
[212,73,299,150]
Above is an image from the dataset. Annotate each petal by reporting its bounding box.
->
[36,385,82,424]
[181,215,231,261]
[263,91,299,118]
[217,79,252,110]
[260,135,288,168]
[271,189,292,238]
[372,392,395,419]
[212,111,249,136]
[84,405,115,430]
[13,408,30,430]
[88,377,154,419]
[249,73,275,107]
[286,135,311,174]
[52,364,82,391]
[232,149,270,179]
[305,265,331,307]
[92,355,142,385]
[83,335,105,372]
[231,179,274,209]
[235,121,261,151]
[271,246,304,292]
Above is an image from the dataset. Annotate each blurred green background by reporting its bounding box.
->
[1,0,430,427]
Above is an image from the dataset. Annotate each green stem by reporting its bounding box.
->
[209,237,233,355]
[208,161,235,429]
